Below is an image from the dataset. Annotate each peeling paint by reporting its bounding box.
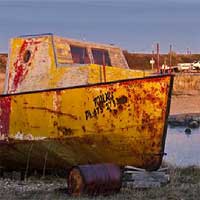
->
[0,96,11,140]
[10,39,42,92]
[14,132,46,140]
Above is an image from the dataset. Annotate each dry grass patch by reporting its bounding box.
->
[0,166,200,200]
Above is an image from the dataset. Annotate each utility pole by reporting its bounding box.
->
[186,48,190,55]
[150,50,155,70]
[156,43,160,73]
[169,44,172,73]
[152,50,155,58]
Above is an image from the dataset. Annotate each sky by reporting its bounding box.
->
[0,0,200,53]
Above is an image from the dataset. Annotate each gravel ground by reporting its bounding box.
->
[0,177,68,200]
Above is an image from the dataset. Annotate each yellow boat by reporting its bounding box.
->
[0,34,173,189]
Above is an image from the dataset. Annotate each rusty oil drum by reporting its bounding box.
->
[67,163,122,196]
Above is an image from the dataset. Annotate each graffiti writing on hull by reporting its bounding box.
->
[85,91,128,120]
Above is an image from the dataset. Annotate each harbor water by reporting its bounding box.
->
[164,126,200,167]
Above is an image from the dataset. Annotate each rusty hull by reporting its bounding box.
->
[0,75,173,171]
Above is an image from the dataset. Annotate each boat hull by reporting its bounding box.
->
[0,75,173,171]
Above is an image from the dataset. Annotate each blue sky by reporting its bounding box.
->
[0,0,199,53]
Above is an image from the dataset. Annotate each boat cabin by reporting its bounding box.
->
[4,33,145,94]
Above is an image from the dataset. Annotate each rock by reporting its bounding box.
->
[168,120,186,127]
[169,114,200,127]
[184,128,192,134]
[12,171,22,181]
[188,120,199,128]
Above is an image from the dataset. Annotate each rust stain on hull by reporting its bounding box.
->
[23,106,78,120]
[0,75,173,171]
[0,96,11,140]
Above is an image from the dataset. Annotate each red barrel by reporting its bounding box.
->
[67,163,122,196]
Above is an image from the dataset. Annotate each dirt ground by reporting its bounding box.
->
[0,73,5,93]
[170,93,200,115]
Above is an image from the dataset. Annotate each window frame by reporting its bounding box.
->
[69,45,91,65]
[91,48,112,66]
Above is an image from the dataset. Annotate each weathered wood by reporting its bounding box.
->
[124,165,146,172]
[122,166,170,189]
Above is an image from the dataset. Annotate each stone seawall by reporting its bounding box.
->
[168,113,200,128]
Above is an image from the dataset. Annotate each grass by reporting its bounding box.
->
[1,166,200,200]
[102,166,200,200]
[173,74,200,92]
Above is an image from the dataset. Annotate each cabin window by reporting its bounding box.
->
[70,45,90,64]
[92,49,111,66]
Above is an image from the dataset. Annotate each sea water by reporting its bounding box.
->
[164,126,200,167]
